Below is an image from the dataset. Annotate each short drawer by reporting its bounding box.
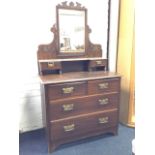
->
[50,110,118,141]
[89,59,107,68]
[40,62,62,70]
[49,93,119,120]
[47,81,87,100]
[88,78,120,95]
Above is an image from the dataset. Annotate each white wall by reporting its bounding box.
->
[18,0,119,132]
[109,0,120,72]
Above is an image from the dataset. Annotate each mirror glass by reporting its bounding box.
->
[58,9,85,53]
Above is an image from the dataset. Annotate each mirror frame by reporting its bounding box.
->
[56,2,87,57]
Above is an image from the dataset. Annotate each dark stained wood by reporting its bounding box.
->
[41,76,120,152]
[88,78,120,95]
[57,1,86,9]
[37,26,102,59]
[38,59,108,75]
[37,1,102,60]
[56,2,87,58]
[88,59,107,69]
[39,71,120,84]
[49,93,119,120]
[61,61,89,73]
[39,61,62,75]
[47,81,87,100]
[37,25,58,60]
[40,84,52,152]
[40,62,62,70]
[37,2,120,153]
[50,110,118,141]
[49,126,118,152]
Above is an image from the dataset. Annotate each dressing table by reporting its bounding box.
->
[37,1,121,153]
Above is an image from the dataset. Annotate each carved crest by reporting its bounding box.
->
[57,1,85,9]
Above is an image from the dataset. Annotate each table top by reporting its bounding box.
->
[39,71,121,85]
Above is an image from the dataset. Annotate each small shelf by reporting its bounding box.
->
[38,57,107,63]
[38,58,108,75]
[39,71,121,84]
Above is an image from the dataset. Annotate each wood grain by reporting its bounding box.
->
[39,71,120,84]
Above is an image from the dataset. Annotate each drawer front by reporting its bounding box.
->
[40,62,62,70]
[89,59,107,67]
[88,78,120,95]
[50,110,118,141]
[49,93,119,120]
[47,81,87,100]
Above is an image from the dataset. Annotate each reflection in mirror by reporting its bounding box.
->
[59,9,85,53]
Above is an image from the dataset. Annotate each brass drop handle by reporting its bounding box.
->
[96,60,102,65]
[98,117,109,124]
[62,104,74,111]
[98,98,109,105]
[48,62,54,67]
[63,124,75,132]
[62,87,74,94]
[98,83,109,89]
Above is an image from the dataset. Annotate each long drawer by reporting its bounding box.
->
[47,81,87,100]
[49,93,119,120]
[88,78,120,95]
[50,110,118,141]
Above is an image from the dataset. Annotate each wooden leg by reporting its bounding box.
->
[48,143,60,153]
[107,127,118,136]
[113,128,118,135]
[48,143,56,153]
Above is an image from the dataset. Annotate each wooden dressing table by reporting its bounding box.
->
[37,1,121,153]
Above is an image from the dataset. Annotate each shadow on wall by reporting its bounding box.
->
[19,92,43,133]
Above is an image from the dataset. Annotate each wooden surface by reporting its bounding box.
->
[39,71,120,84]
[38,57,106,62]
[88,78,120,94]
[37,2,120,152]
[49,93,119,120]
[88,59,107,67]
[50,109,118,141]
[47,81,87,100]
[38,59,108,75]
[37,2,102,60]
[40,74,120,152]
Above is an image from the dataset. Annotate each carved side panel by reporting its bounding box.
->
[37,24,102,60]
[86,25,102,57]
[87,42,102,57]
[37,25,58,59]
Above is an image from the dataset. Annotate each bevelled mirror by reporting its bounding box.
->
[58,9,85,53]
[57,2,87,56]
